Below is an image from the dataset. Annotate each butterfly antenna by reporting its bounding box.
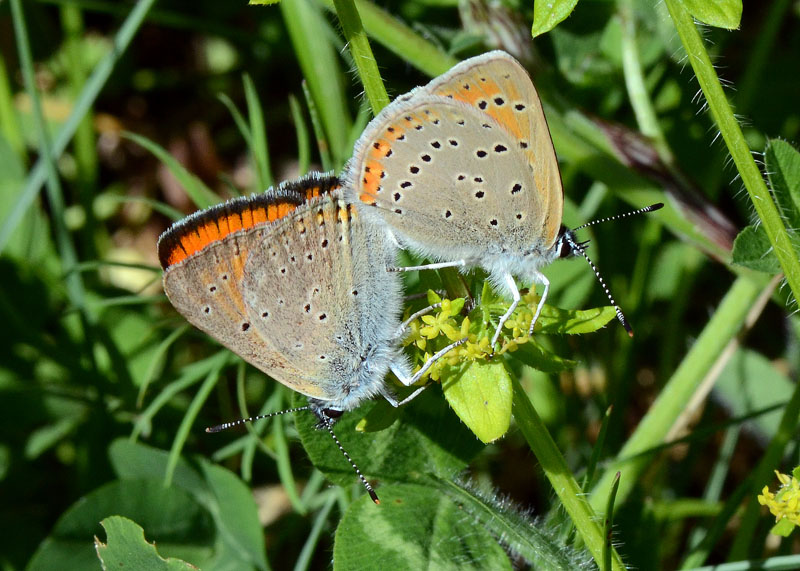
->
[563,234,633,337]
[205,406,311,433]
[566,203,663,337]
[572,203,663,232]
[319,415,380,504]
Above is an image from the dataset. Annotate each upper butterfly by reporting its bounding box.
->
[344,50,658,347]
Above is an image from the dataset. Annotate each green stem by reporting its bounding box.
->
[663,0,800,302]
[512,377,626,571]
[589,275,768,510]
[281,0,352,167]
[618,0,671,161]
[164,356,225,486]
[319,0,457,77]
[332,0,389,113]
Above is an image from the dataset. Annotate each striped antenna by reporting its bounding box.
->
[205,406,311,432]
[563,234,632,337]
[572,203,663,232]
[564,203,664,338]
[317,414,380,504]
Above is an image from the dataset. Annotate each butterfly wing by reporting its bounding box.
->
[345,95,546,266]
[421,51,563,247]
[159,173,341,399]
[240,191,404,409]
[345,51,562,262]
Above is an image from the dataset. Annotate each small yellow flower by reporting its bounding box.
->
[403,318,426,350]
[420,305,460,340]
[758,470,800,530]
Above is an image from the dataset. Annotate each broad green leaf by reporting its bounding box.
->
[731,225,781,274]
[511,340,577,373]
[538,305,616,334]
[442,361,512,443]
[334,483,511,570]
[94,516,195,570]
[355,398,401,432]
[732,140,800,273]
[434,478,590,569]
[532,0,579,38]
[108,439,268,571]
[28,479,214,570]
[714,348,793,442]
[681,0,741,30]
[295,388,483,488]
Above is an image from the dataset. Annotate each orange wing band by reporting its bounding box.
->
[158,174,340,269]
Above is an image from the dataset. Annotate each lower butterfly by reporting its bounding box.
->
[158,173,463,502]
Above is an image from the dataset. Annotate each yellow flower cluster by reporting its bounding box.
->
[758,470,800,532]
[402,291,540,382]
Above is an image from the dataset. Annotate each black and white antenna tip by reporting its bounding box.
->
[205,406,311,433]
[319,415,381,504]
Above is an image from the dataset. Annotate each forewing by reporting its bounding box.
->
[159,174,340,398]
[420,51,563,246]
[240,193,403,403]
[346,96,543,263]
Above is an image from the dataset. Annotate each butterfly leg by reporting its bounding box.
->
[387,260,466,272]
[396,385,429,407]
[490,273,520,348]
[389,337,466,390]
[527,272,550,336]
[382,363,430,408]
[392,302,442,340]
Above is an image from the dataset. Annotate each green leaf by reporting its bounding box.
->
[295,388,483,488]
[680,0,742,30]
[510,340,577,373]
[538,305,617,334]
[442,361,512,443]
[123,131,220,210]
[531,0,579,38]
[249,0,281,5]
[714,347,793,442]
[334,483,511,570]
[770,517,796,537]
[355,398,401,432]
[734,140,800,274]
[731,225,782,274]
[765,139,800,228]
[94,516,196,570]
[108,439,269,571]
[280,0,352,167]
[434,478,589,569]
[243,74,273,191]
[28,479,214,570]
